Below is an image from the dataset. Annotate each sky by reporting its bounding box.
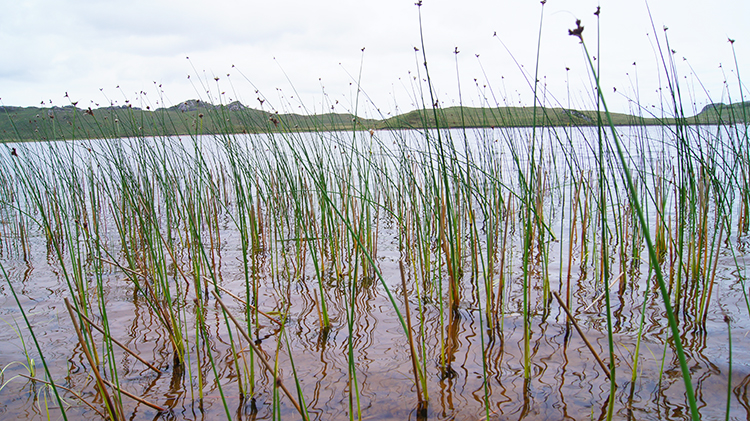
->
[1,0,747,117]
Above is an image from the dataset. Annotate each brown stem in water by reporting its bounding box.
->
[701,220,725,324]
[211,290,306,420]
[552,292,611,378]
[68,306,162,374]
[215,283,283,326]
[101,379,166,412]
[64,298,122,420]
[18,374,107,419]
[439,197,458,308]
[495,191,512,317]
[400,261,425,406]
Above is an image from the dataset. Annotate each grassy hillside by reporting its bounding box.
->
[688,101,750,124]
[0,100,382,142]
[378,105,657,129]
[1,100,747,142]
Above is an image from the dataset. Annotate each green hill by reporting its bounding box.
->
[1,100,747,142]
[689,101,750,124]
[0,100,380,142]
[378,106,655,129]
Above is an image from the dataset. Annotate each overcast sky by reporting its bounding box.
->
[1,0,747,117]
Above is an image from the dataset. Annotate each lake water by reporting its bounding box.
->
[0,124,748,420]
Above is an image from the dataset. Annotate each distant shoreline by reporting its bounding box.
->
[1,100,747,142]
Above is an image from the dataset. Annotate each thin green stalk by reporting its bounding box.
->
[594,8,617,420]
[1,263,69,421]
[571,21,699,420]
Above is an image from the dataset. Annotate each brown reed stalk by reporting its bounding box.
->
[211,290,306,419]
[583,273,624,313]
[100,255,182,360]
[101,379,165,412]
[18,374,107,418]
[439,197,458,308]
[215,284,283,326]
[566,175,582,307]
[257,178,267,250]
[552,292,610,378]
[701,221,725,325]
[580,181,590,271]
[668,215,680,293]
[399,261,426,406]
[494,191,512,317]
[69,306,162,373]
[64,298,122,420]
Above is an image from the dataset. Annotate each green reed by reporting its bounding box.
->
[572,21,700,419]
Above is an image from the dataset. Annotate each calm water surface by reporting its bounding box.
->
[0,125,748,420]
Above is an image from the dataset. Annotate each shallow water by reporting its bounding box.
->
[0,125,749,420]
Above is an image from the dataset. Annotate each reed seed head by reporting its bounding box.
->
[568,19,584,40]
